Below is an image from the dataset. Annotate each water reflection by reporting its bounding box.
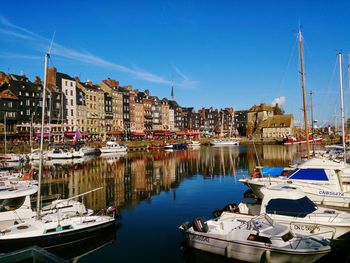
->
[28,144,350,262]
[35,145,300,213]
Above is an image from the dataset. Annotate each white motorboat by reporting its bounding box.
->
[47,148,73,159]
[239,157,350,208]
[217,184,350,239]
[0,153,25,163]
[210,138,239,146]
[79,146,101,156]
[187,140,201,148]
[180,213,330,263]
[71,148,84,158]
[100,139,127,153]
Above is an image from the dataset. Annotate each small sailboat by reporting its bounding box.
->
[210,112,239,146]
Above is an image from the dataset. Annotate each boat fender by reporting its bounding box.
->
[192,217,208,233]
[225,244,232,258]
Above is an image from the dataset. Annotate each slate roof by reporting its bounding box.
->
[262,114,293,128]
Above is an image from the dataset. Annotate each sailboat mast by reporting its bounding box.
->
[30,113,33,153]
[310,91,315,155]
[298,30,311,159]
[36,53,49,219]
[4,114,6,155]
[338,53,346,163]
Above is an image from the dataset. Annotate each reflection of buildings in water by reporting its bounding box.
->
[246,145,299,175]
[199,146,240,177]
[38,146,301,212]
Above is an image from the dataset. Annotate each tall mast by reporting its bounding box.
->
[36,52,49,219]
[4,114,6,155]
[338,53,346,163]
[298,30,310,159]
[310,91,315,156]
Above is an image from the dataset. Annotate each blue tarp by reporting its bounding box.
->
[261,167,284,177]
[289,169,328,181]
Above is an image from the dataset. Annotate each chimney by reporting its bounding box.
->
[34,76,42,84]
[47,67,57,86]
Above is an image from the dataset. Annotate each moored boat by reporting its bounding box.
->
[217,184,350,239]
[180,213,330,263]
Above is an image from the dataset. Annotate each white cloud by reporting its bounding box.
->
[0,16,199,89]
[271,96,286,107]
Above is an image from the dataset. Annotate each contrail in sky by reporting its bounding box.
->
[0,16,198,89]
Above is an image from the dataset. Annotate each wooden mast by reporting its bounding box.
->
[298,30,310,159]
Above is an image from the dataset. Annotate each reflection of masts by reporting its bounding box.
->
[298,30,310,159]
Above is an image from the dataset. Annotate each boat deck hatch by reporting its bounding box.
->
[45,225,73,233]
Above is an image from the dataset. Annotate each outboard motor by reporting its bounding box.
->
[212,208,222,218]
[221,203,239,213]
[180,221,192,231]
[107,206,122,220]
[192,217,208,233]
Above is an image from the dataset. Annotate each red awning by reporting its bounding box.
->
[16,133,30,137]
[35,133,52,138]
[176,131,200,135]
[153,131,173,136]
[131,132,146,136]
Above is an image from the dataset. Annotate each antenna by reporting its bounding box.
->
[48,31,56,54]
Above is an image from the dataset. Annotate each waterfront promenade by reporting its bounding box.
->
[0,134,339,154]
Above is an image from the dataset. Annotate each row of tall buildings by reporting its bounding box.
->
[0,68,293,141]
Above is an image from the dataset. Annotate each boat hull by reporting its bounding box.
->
[187,232,329,263]
[0,220,116,254]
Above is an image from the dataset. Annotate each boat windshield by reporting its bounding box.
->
[288,169,328,181]
[266,196,317,218]
[0,196,26,212]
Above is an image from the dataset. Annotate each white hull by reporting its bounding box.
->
[182,214,330,263]
[210,140,239,146]
[100,147,127,153]
[188,233,327,263]
[240,178,350,208]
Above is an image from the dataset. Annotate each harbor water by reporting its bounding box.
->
[28,145,350,262]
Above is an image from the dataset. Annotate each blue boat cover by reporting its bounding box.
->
[261,167,284,177]
[289,169,328,181]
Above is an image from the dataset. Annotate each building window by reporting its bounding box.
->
[26,109,30,115]
[65,80,68,86]
[70,82,73,87]
[71,109,73,116]
[70,90,73,96]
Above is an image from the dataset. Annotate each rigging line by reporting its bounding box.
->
[320,58,339,123]
[277,33,298,94]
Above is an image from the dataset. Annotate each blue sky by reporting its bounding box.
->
[1,0,350,127]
